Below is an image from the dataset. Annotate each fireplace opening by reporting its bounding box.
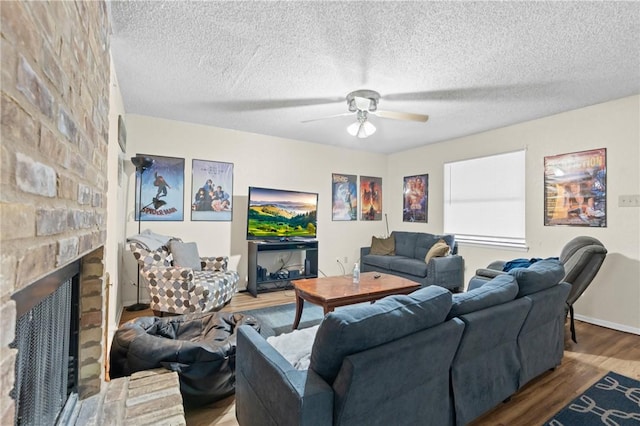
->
[10,261,80,426]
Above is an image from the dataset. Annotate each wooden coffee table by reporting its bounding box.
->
[292,271,421,329]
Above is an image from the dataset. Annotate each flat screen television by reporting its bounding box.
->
[246,186,318,240]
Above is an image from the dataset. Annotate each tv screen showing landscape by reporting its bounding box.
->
[246,186,318,240]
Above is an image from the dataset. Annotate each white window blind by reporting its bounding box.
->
[444,150,526,248]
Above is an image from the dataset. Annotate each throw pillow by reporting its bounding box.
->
[170,241,202,271]
[425,239,450,263]
[370,235,395,255]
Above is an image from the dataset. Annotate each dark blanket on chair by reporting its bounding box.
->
[503,257,559,272]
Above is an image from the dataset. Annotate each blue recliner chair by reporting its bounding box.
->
[471,236,607,343]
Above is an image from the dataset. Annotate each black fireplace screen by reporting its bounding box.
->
[12,266,79,426]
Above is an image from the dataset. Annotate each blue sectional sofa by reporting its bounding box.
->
[235,259,570,426]
[360,231,465,292]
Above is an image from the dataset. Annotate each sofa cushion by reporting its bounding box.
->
[413,233,440,260]
[509,259,565,297]
[170,241,202,271]
[447,274,518,319]
[392,231,418,258]
[414,234,456,260]
[425,239,451,263]
[361,254,395,270]
[370,235,396,255]
[388,257,428,277]
[310,286,452,384]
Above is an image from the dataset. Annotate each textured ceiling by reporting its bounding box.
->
[108,1,640,154]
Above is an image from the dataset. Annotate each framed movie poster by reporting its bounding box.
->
[191,159,234,221]
[135,154,185,221]
[544,148,606,227]
[332,173,357,221]
[403,174,428,223]
[360,176,382,220]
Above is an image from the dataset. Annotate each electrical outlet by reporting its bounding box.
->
[343,256,348,263]
[619,194,640,207]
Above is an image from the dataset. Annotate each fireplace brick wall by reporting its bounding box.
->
[1,1,111,421]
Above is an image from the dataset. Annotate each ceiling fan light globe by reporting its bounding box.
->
[348,120,376,138]
[361,121,376,138]
[347,122,360,136]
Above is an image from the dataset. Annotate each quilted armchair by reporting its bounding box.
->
[129,240,239,315]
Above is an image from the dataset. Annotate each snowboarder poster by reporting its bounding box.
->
[135,154,185,221]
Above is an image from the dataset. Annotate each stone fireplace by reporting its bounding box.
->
[1,1,111,424]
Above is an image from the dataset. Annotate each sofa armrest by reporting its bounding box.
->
[236,326,333,426]
[487,260,507,270]
[467,261,508,290]
[200,256,229,272]
[360,246,371,259]
[474,268,506,279]
[474,260,507,280]
[426,255,464,292]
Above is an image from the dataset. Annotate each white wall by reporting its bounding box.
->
[118,96,639,333]
[121,115,388,304]
[106,58,127,333]
[388,95,640,332]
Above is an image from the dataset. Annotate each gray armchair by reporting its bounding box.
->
[560,236,608,342]
[470,236,607,343]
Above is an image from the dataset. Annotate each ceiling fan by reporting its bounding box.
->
[302,89,429,138]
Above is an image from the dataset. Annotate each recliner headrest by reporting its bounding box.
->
[560,236,606,263]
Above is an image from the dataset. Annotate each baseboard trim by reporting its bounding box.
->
[574,314,640,335]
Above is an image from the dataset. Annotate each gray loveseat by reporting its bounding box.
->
[236,259,570,426]
[360,231,464,292]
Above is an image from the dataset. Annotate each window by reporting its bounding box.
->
[444,150,526,249]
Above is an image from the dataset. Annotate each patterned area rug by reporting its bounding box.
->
[239,302,324,338]
[546,371,640,425]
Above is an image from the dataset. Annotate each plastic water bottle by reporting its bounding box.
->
[353,262,360,284]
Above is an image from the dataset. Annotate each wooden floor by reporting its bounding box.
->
[119,291,640,426]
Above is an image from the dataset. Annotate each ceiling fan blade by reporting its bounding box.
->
[372,110,429,123]
[204,96,344,112]
[384,83,551,102]
[301,112,354,123]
